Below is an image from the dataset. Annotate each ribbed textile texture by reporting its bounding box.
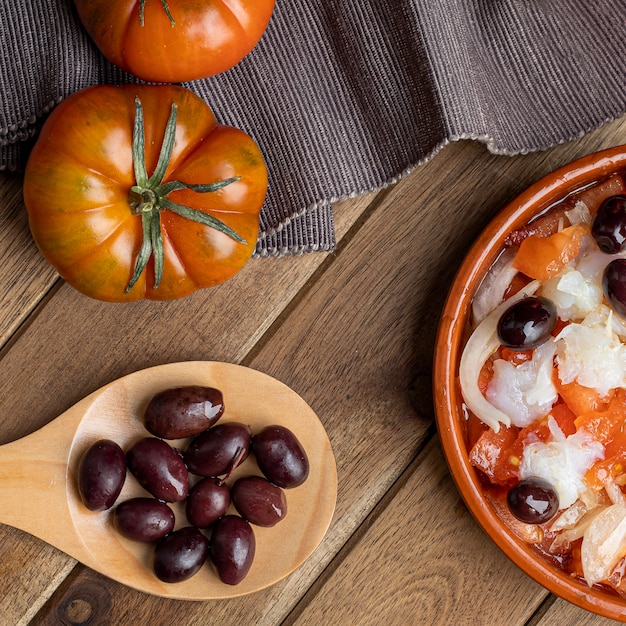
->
[2,1,626,256]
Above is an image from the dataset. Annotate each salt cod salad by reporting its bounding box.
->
[459,171,626,593]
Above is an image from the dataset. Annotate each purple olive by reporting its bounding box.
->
[114,498,175,542]
[507,478,559,524]
[209,515,255,585]
[153,527,209,583]
[78,439,126,511]
[231,475,287,527]
[186,477,231,528]
[603,258,626,319]
[592,195,626,253]
[251,425,309,488]
[126,438,189,502]
[184,422,252,477]
[143,386,224,439]
[497,296,557,350]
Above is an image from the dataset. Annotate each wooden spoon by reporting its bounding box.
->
[0,361,337,600]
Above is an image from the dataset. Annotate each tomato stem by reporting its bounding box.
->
[126,97,245,293]
[139,0,175,27]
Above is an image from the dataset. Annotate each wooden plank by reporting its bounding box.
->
[0,172,58,348]
[535,597,624,625]
[288,439,545,625]
[0,536,75,626]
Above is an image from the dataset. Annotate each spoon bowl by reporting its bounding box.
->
[0,361,337,600]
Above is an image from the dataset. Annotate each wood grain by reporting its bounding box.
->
[0,186,376,624]
[289,439,545,625]
[536,598,624,625]
[0,172,58,348]
[0,114,625,625]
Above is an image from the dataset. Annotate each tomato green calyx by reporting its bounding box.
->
[139,0,175,27]
[127,97,245,293]
[129,187,158,211]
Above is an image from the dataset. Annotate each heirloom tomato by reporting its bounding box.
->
[23,84,268,302]
[73,0,276,82]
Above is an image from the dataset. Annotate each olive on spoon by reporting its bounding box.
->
[0,361,337,600]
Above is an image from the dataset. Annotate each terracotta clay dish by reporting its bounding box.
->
[434,144,626,621]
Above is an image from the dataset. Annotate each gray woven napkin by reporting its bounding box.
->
[2,1,626,256]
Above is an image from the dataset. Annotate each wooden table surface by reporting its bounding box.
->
[2,113,626,626]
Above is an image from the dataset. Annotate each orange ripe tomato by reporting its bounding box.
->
[23,85,268,302]
[73,0,276,82]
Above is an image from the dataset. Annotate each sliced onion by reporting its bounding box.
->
[564,199,592,226]
[582,504,626,586]
[471,249,519,325]
[550,503,604,553]
[459,280,540,432]
[607,482,626,507]
[550,499,589,533]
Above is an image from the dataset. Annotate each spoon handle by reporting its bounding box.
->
[0,409,84,560]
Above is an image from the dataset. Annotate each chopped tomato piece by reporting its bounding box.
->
[549,401,577,436]
[465,411,489,450]
[556,377,613,417]
[469,424,520,485]
[509,419,552,463]
[501,347,533,365]
[586,448,626,492]
[477,357,495,395]
[601,426,626,461]
[552,317,568,337]
[575,409,614,443]
[578,391,626,513]
[575,389,626,444]
[471,417,554,487]
[513,223,588,280]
